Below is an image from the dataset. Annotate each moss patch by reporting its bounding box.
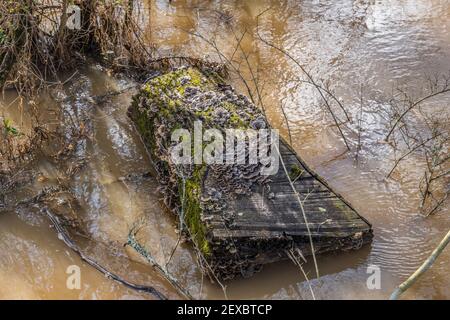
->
[180,165,210,256]
[289,164,304,180]
[143,68,209,102]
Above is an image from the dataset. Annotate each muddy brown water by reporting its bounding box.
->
[1,0,449,299]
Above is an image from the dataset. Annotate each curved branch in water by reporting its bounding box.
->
[42,208,168,300]
[385,87,450,142]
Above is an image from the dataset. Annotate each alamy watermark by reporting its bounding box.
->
[66,265,81,290]
[366,265,381,290]
[170,121,280,175]
[65,5,81,30]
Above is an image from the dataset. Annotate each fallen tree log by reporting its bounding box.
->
[128,67,373,281]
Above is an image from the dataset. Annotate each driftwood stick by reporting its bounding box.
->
[390,229,450,300]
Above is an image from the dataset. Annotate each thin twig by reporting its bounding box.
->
[390,229,450,300]
[42,207,167,300]
[256,8,351,151]
[385,87,450,141]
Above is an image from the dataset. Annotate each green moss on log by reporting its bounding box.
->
[130,67,264,258]
[131,68,217,256]
[180,165,210,256]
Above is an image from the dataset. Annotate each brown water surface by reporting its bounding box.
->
[1,0,449,299]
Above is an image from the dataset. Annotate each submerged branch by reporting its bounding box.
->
[385,84,450,142]
[386,132,442,179]
[126,230,194,300]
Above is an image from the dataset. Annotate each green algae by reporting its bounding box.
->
[180,165,211,256]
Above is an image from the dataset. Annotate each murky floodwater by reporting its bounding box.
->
[1,0,449,299]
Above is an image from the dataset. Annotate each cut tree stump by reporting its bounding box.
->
[128,67,373,281]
